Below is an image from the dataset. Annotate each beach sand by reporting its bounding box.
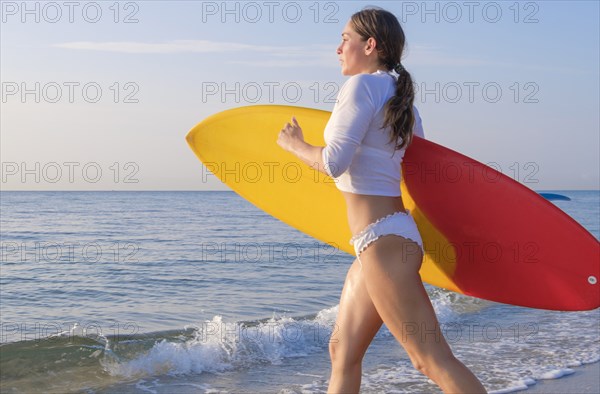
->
[519,362,599,393]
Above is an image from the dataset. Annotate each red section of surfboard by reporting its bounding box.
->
[403,136,600,311]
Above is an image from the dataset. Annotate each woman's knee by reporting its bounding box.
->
[409,348,457,377]
[329,340,363,368]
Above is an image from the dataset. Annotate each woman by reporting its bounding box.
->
[277,8,487,394]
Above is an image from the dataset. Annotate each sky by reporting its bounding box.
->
[1,0,598,191]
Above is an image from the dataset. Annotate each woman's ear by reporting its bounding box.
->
[365,37,377,55]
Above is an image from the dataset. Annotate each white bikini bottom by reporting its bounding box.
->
[349,210,424,269]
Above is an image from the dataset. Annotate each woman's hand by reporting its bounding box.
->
[277,116,304,153]
[276,116,328,174]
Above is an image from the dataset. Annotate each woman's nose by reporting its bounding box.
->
[336,45,342,54]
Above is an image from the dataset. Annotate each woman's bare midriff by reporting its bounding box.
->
[341,191,408,237]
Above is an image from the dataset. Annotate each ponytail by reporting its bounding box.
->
[384,63,415,151]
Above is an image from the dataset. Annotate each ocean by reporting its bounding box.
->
[1,190,598,393]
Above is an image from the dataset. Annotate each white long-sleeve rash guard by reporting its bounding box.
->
[321,70,425,197]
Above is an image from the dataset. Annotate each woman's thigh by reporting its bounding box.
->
[330,258,383,365]
[359,235,454,367]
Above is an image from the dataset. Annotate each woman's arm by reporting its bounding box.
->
[290,140,329,175]
[277,116,330,176]
[277,75,375,178]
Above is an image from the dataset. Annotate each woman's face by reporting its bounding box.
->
[336,20,376,76]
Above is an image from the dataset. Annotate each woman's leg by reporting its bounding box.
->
[359,235,487,394]
[327,258,384,393]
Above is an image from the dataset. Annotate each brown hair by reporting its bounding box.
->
[350,7,415,151]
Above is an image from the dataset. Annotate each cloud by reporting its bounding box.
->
[53,39,329,55]
[53,39,339,67]
[53,39,554,71]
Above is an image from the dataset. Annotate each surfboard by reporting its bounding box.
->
[185,105,599,311]
[539,193,572,201]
